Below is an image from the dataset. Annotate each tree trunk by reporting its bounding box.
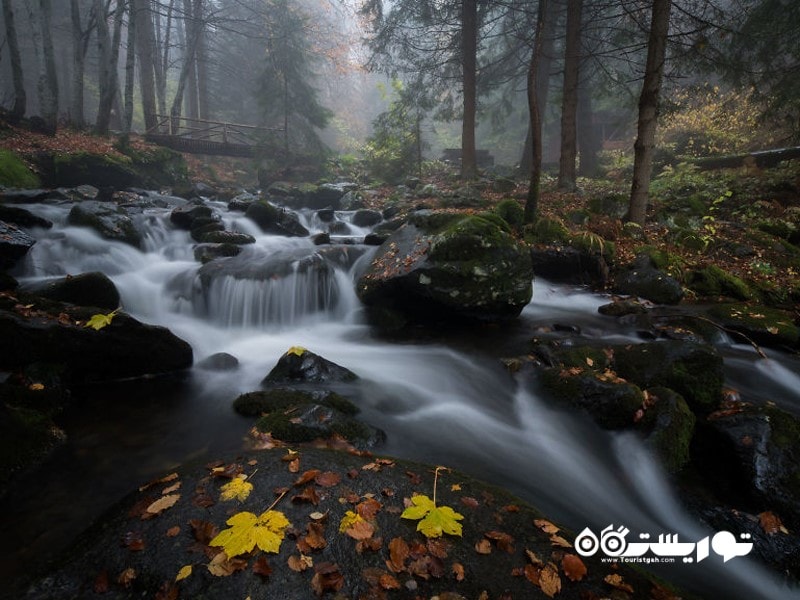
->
[133,0,158,131]
[557,0,582,192]
[2,0,26,121]
[69,0,85,128]
[577,73,600,176]
[460,0,478,179]
[196,2,210,121]
[519,0,557,173]
[39,0,59,132]
[95,0,112,133]
[170,0,202,131]
[629,0,672,225]
[123,0,136,134]
[524,0,548,223]
[157,0,174,117]
[182,0,199,121]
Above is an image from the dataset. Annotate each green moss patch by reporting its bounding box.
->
[0,149,39,188]
[707,303,799,348]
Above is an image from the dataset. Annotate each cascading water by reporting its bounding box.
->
[3,199,799,599]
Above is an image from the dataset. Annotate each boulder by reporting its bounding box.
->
[0,272,18,291]
[170,202,213,230]
[67,201,141,247]
[352,209,383,228]
[0,189,52,204]
[613,253,684,305]
[357,212,533,322]
[194,231,255,245]
[530,245,609,286]
[0,221,36,268]
[31,272,120,310]
[0,298,192,383]
[636,387,695,473]
[0,205,52,229]
[189,220,226,241]
[244,200,309,237]
[262,347,358,386]
[613,340,723,413]
[193,243,242,264]
[227,192,258,212]
[196,352,239,371]
[707,303,799,349]
[316,208,335,222]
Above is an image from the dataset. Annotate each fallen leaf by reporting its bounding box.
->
[485,530,515,553]
[139,472,179,492]
[356,497,382,520]
[117,567,137,588]
[379,572,401,589]
[292,486,321,505]
[288,554,313,572]
[220,475,253,502]
[562,554,587,581]
[209,510,291,557]
[450,483,461,491]
[311,562,344,596]
[166,526,181,538]
[121,531,145,551]
[296,469,322,486]
[605,573,634,593]
[93,570,109,593]
[387,537,409,572]
[474,538,492,554]
[189,519,219,545]
[154,582,179,600]
[143,494,180,518]
[401,494,464,538]
[28,383,45,391]
[460,496,479,509]
[305,522,327,549]
[759,511,788,535]
[162,481,181,495]
[534,519,560,535]
[288,458,300,473]
[315,471,341,487]
[85,309,119,331]
[452,562,465,581]
[253,556,272,579]
[539,563,561,598]
[175,565,192,582]
[207,552,247,577]
[287,346,307,356]
[524,563,540,585]
[525,549,543,566]
[346,519,376,540]
[550,534,572,548]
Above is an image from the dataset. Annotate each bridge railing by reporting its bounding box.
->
[146,115,282,147]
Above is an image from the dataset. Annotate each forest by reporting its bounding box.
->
[1,1,800,600]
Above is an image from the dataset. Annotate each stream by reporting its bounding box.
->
[2,198,799,599]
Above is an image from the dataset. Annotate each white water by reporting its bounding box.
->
[9,200,800,599]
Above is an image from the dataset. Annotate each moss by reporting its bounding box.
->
[571,231,615,263]
[686,265,753,300]
[233,388,358,417]
[255,412,321,442]
[707,303,799,347]
[0,149,40,188]
[552,345,612,371]
[639,387,695,473]
[622,221,646,241]
[524,216,571,244]
[494,199,525,228]
[476,211,512,234]
[587,193,627,218]
[330,419,373,442]
[0,404,62,485]
[756,218,797,241]
[670,228,708,252]
[432,215,514,260]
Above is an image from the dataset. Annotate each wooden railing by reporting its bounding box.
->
[144,115,283,157]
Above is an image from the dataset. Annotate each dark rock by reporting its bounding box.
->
[170,202,213,230]
[614,253,684,305]
[194,231,255,245]
[686,265,753,300]
[244,200,309,237]
[193,243,242,263]
[598,298,650,317]
[707,303,799,349]
[382,205,400,220]
[144,193,187,209]
[0,189,51,203]
[73,184,99,200]
[0,301,192,383]
[42,152,140,188]
[0,400,65,487]
[613,340,723,413]
[262,348,358,385]
[0,221,36,267]
[637,387,695,473]
[327,221,350,235]
[363,232,387,246]
[0,205,52,229]
[234,388,358,417]
[357,212,533,322]
[317,207,335,222]
[67,202,141,247]
[189,222,226,242]
[31,272,120,310]
[311,232,330,245]
[227,192,258,212]
[339,190,364,210]
[352,209,382,228]
[255,403,383,447]
[530,245,609,286]
[196,352,239,371]
[373,217,405,235]
[0,272,18,291]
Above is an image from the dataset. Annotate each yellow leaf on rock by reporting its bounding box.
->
[339,510,365,532]
[209,510,291,557]
[175,565,192,581]
[85,308,119,331]
[286,346,307,356]
[401,494,464,538]
[220,475,253,502]
[29,383,45,391]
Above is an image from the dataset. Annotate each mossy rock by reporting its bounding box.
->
[622,221,647,241]
[613,254,685,305]
[756,218,797,241]
[493,198,525,228]
[116,144,189,188]
[233,388,358,417]
[475,211,512,234]
[637,387,695,473]
[670,227,708,252]
[0,149,39,188]
[613,341,723,414]
[707,303,799,348]
[686,265,753,300]
[587,193,628,218]
[254,403,381,447]
[524,216,571,244]
[570,231,615,263]
[0,403,64,487]
[48,152,138,188]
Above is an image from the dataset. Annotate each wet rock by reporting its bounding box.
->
[686,265,753,300]
[197,352,239,371]
[244,200,309,237]
[327,220,350,235]
[193,243,242,263]
[73,184,99,200]
[233,388,358,417]
[0,272,18,291]
[30,272,120,310]
[194,230,254,245]
[0,221,36,267]
[170,202,213,230]
[311,232,330,245]
[530,245,609,286]
[613,340,723,414]
[352,209,383,228]
[189,220,226,241]
[43,152,140,188]
[0,299,192,384]
[0,205,52,229]
[363,232,387,246]
[357,212,533,323]
[339,190,364,210]
[227,192,258,212]
[598,298,650,317]
[317,207,335,222]
[613,253,684,305]
[707,303,799,349]
[67,201,141,247]
[0,400,65,487]
[0,189,51,204]
[637,387,695,473]
[262,348,358,385]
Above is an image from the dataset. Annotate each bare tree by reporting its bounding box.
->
[557,0,583,192]
[524,0,549,223]
[132,0,158,131]
[95,0,127,134]
[461,0,478,179]
[629,0,672,225]
[123,0,136,133]
[1,0,26,121]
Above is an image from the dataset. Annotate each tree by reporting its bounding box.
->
[96,0,126,134]
[132,0,158,131]
[628,0,672,226]
[1,0,26,121]
[24,0,59,133]
[123,0,136,134]
[557,0,583,192]
[461,0,478,178]
[524,0,549,223]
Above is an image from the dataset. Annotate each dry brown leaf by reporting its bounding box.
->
[139,472,178,492]
[162,481,182,495]
[315,471,341,487]
[207,552,247,577]
[534,519,560,534]
[550,534,572,548]
[345,519,375,541]
[143,494,180,518]
[379,573,401,589]
[165,526,181,538]
[288,458,300,473]
[539,563,561,597]
[604,573,634,593]
[759,511,788,535]
[460,496,480,509]
[474,538,492,554]
[356,497,382,520]
[288,554,313,572]
[311,562,344,596]
[252,556,272,579]
[524,564,540,586]
[292,486,321,505]
[387,537,409,573]
[485,530,515,553]
[121,531,145,551]
[295,469,322,486]
[525,549,544,566]
[452,562,465,581]
[562,554,587,582]
[305,522,327,549]
[117,567,137,588]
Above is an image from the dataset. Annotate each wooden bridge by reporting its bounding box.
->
[145,115,282,157]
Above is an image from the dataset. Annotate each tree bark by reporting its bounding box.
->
[524,0,548,223]
[196,1,210,121]
[170,0,202,131]
[460,0,478,179]
[132,0,158,131]
[557,0,582,192]
[69,0,85,128]
[94,0,112,133]
[577,74,600,176]
[1,0,26,121]
[629,0,672,225]
[123,0,136,134]
[519,0,557,173]
[39,0,59,132]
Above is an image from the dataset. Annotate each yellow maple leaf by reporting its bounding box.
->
[220,475,253,502]
[401,494,464,538]
[210,509,290,557]
[85,308,120,331]
[286,346,307,356]
[339,510,365,532]
[175,565,192,582]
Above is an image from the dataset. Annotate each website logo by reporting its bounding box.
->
[575,525,753,564]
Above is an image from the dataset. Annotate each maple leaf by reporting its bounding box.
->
[220,475,253,502]
[207,552,247,576]
[401,494,464,538]
[85,308,120,331]
[286,346,307,356]
[539,563,561,598]
[209,510,291,557]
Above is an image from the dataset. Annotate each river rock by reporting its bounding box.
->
[530,245,609,286]
[227,192,258,212]
[30,272,120,310]
[244,200,309,237]
[0,205,52,229]
[0,221,36,267]
[613,253,684,305]
[352,209,383,228]
[193,243,242,263]
[613,340,723,414]
[196,352,239,371]
[357,212,533,322]
[194,230,255,245]
[170,202,213,230]
[707,303,799,349]
[637,386,695,473]
[0,189,52,203]
[67,201,141,247]
[0,296,192,383]
[22,447,677,600]
[262,348,358,385]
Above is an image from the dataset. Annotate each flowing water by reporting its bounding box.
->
[2,198,800,599]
